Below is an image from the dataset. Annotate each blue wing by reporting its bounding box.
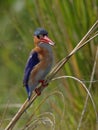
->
[23,51,40,88]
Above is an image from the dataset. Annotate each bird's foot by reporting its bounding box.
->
[39,80,48,87]
[35,80,48,96]
[35,88,41,96]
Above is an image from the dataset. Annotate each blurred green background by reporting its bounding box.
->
[0,0,98,130]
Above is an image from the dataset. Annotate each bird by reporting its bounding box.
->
[23,28,55,99]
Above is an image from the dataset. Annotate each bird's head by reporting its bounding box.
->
[33,28,55,46]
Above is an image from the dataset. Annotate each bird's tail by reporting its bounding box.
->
[26,85,31,100]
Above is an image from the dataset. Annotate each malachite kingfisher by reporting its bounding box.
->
[23,28,55,99]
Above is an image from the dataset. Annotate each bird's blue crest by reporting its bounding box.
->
[34,28,48,36]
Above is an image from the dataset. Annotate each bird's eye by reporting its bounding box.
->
[37,35,40,39]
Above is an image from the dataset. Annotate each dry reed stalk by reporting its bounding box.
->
[4,95,37,130]
[4,20,98,130]
[47,20,98,80]
[77,46,98,130]
[52,75,97,121]
[22,91,63,130]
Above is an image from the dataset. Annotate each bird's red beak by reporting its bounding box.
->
[40,36,55,46]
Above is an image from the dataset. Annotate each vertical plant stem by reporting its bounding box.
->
[77,46,98,130]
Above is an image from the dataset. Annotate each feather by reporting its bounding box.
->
[23,51,39,87]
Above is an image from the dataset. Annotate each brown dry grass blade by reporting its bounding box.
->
[4,94,37,130]
[47,20,98,80]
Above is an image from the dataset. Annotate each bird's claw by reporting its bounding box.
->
[39,80,48,87]
[35,88,41,96]
[35,80,48,96]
